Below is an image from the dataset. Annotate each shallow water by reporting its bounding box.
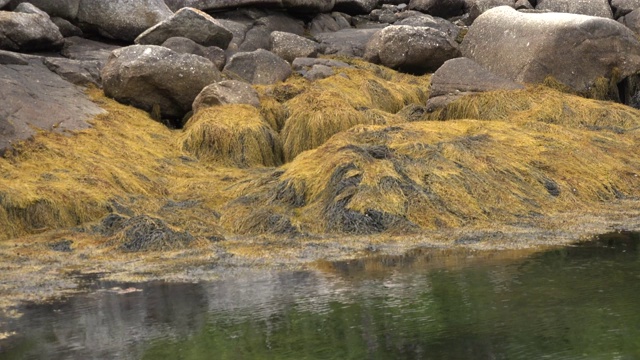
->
[1,232,640,360]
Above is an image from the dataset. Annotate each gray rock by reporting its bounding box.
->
[461,6,640,93]
[0,49,28,65]
[102,45,222,120]
[61,36,120,63]
[0,11,64,51]
[0,59,104,152]
[7,0,80,19]
[269,31,317,63]
[364,25,461,73]
[612,0,640,18]
[315,28,380,57]
[465,0,516,22]
[309,13,347,35]
[394,13,460,39]
[536,0,613,19]
[622,8,640,33]
[43,57,102,86]
[223,49,291,85]
[334,0,380,15]
[51,17,83,37]
[408,0,467,18]
[14,2,48,17]
[0,0,9,8]
[291,57,351,71]
[192,80,260,113]
[236,12,306,53]
[168,0,335,13]
[135,7,232,49]
[426,57,524,109]
[161,37,226,70]
[303,64,334,80]
[370,8,398,23]
[77,0,173,42]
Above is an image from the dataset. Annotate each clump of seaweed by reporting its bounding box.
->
[180,104,284,168]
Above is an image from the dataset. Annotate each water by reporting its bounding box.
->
[1,232,640,359]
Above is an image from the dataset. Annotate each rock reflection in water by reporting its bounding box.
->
[1,232,640,359]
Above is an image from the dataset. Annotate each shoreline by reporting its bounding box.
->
[2,199,640,320]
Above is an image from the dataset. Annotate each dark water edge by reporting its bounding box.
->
[1,232,640,360]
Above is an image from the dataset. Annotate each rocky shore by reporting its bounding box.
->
[3,0,640,312]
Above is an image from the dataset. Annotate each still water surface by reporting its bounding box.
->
[1,232,639,359]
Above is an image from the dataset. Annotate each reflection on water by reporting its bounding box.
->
[1,232,640,359]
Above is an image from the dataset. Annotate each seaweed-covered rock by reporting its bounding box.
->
[0,10,64,51]
[223,49,291,85]
[102,45,221,121]
[180,104,284,167]
[98,214,196,252]
[461,6,640,93]
[364,25,461,74]
[135,7,233,49]
[192,80,260,113]
[536,0,613,19]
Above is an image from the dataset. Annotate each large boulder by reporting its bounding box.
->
[408,0,467,18]
[192,80,260,114]
[269,31,317,62]
[0,56,104,152]
[161,37,226,70]
[76,0,173,42]
[394,13,460,39]
[461,6,640,93]
[0,11,64,51]
[102,45,221,120]
[426,57,524,109]
[223,49,291,85]
[364,25,461,74]
[135,7,232,49]
[535,0,613,19]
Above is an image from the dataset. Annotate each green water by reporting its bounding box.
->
[2,232,640,359]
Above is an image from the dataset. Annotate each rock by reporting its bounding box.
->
[135,7,232,49]
[303,64,335,80]
[14,2,48,16]
[370,8,398,23]
[76,0,173,42]
[61,36,120,63]
[461,6,640,93]
[315,28,380,57]
[0,49,28,65]
[51,17,83,37]
[408,0,467,18]
[43,57,102,86]
[466,0,516,22]
[7,0,80,19]
[161,37,226,70]
[536,0,613,19]
[394,13,461,39]
[426,57,524,109]
[192,80,260,114]
[309,13,351,35]
[291,57,351,71]
[623,8,640,34]
[0,11,64,51]
[223,49,291,85]
[612,0,640,18]
[269,31,317,62]
[102,45,222,120]
[0,0,9,8]
[364,25,461,74]
[238,12,306,52]
[0,58,105,152]
[166,0,334,13]
[334,0,380,15]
